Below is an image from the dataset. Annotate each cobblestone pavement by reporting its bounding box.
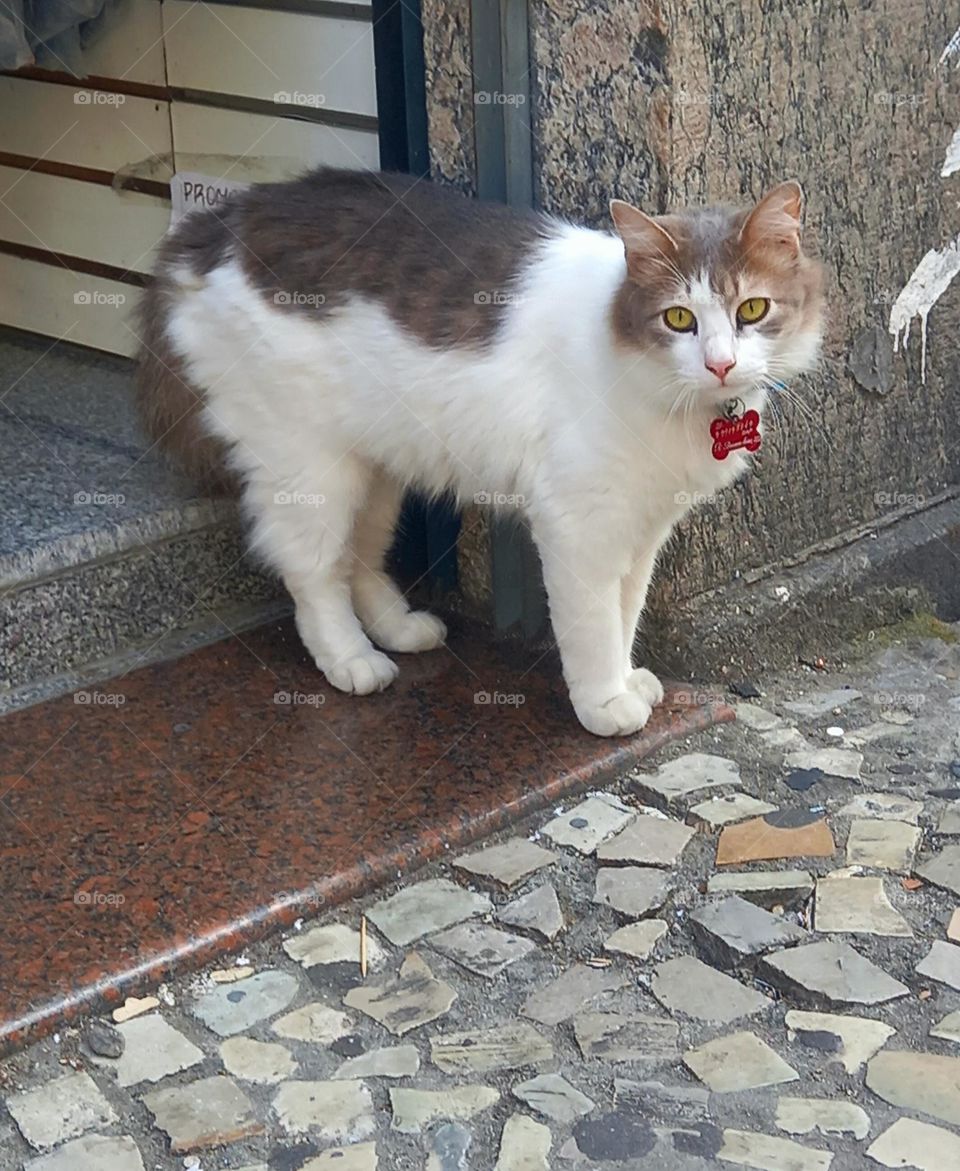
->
[3,622,960,1171]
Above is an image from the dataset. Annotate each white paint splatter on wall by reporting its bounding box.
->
[889,238,960,382]
[942,125,960,177]
[939,25,960,67]
[888,25,960,381]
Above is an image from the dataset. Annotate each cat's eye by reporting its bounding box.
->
[663,306,696,332]
[736,297,770,325]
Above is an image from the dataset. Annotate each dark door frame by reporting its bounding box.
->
[371,0,546,631]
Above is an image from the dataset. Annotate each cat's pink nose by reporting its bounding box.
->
[705,357,736,383]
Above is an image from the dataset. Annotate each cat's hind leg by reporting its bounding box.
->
[351,471,447,653]
[245,459,399,694]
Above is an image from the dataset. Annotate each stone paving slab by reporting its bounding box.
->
[512,1073,595,1123]
[143,1075,262,1152]
[541,794,635,853]
[707,869,814,907]
[865,1050,960,1127]
[593,866,670,917]
[23,1134,145,1171]
[866,1116,960,1169]
[760,941,909,1005]
[282,924,386,971]
[845,818,920,872]
[916,940,960,989]
[688,895,807,967]
[716,813,835,865]
[683,1031,798,1092]
[190,970,299,1037]
[573,1010,679,1066]
[343,953,456,1035]
[92,1013,204,1087]
[365,879,492,946]
[521,963,626,1027]
[272,1079,375,1142]
[5,1070,117,1150]
[496,883,564,940]
[784,1009,896,1073]
[389,1086,500,1134]
[220,1036,298,1084]
[333,1043,420,1080]
[595,813,694,867]
[687,792,777,829]
[813,875,912,937]
[632,752,741,808]
[603,919,668,959]
[453,839,558,887]
[775,1095,870,1140]
[429,1021,553,1074]
[917,846,960,896]
[427,920,536,977]
[651,956,770,1023]
[718,1128,833,1171]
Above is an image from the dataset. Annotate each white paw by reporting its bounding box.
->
[325,650,399,696]
[574,690,653,737]
[371,610,447,653]
[626,667,664,708]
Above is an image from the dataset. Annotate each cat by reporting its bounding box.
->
[137,168,823,737]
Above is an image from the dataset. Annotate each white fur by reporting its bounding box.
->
[164,224,818,734]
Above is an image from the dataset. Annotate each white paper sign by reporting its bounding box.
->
[169,172,250,226]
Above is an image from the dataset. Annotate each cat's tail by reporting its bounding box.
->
[134,265,238,494]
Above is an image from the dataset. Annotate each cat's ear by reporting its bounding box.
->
[739,180,805,258]
[610,200,679,277]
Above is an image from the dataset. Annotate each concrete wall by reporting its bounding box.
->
[422,1,960,639]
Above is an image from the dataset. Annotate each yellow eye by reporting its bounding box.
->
[663,306,696,332]
[737,297,770,325]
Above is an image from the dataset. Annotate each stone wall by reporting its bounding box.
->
[421,1,960,629]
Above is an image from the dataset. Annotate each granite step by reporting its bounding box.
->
[0,329,285,712]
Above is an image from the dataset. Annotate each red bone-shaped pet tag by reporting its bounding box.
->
[710,408,762,461]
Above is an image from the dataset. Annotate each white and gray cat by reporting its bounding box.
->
[137,169,823,736]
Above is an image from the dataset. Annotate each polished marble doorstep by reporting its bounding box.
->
[0,618,728,1053]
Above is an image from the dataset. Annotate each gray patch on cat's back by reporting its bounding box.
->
[849,323,895,394]
[219,168,557,351]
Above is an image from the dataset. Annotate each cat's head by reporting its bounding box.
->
[610,181,823,407]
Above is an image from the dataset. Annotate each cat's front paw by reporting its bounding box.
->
[626,667,664,708]
[325,650,399,695]
[371,610,447,653]
[573,690,653,737]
